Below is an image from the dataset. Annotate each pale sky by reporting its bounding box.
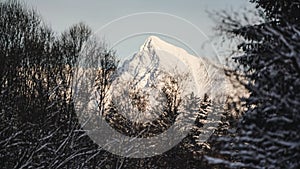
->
[22,0,255,63]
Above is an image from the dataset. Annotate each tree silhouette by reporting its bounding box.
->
[0,1,119,168]
[207,0,300,168]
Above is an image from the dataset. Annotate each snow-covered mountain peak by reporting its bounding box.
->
[116,36,240,101]
[139,36,189,58]
[139,36,164,51]
[118,36,213,98]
